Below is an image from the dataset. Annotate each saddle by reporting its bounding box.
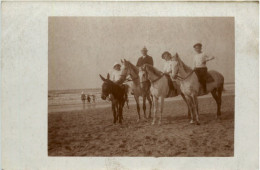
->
[206,73,215,83]
[164,74,179,98]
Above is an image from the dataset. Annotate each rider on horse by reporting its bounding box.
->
[136,47,154,67]
[161,51,178,96]
[193,43,215,94]
[135,47,154,94]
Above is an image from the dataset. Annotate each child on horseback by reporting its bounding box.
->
[193,43,215,94]
[161,51,178,96]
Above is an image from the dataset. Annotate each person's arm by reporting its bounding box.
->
[204,54,215,62]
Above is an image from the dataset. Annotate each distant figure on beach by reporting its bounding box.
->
[87,95,91,103]
[81,91,86,110]
[92,95,96,103]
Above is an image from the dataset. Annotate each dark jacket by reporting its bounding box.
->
[136,55,154,67]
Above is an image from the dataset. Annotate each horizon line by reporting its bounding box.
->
[48,82,235,92]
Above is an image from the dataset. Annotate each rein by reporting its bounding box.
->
[120,64,140,83]
[140,70,164,84]
[150,74,164,83]
[175,70,194,81]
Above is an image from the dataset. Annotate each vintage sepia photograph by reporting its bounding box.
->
[48,17,235,157]
[2,1,259,169]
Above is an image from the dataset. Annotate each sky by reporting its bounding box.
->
[49,17,234,90]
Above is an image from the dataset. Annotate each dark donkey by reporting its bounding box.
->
[100,73,128,124]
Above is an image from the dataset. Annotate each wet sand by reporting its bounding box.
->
[48,94,234,157]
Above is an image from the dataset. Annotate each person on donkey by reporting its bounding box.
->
[111,62,129,106]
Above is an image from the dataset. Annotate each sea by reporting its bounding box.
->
[48,83,235,113]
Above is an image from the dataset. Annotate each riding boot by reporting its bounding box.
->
[202,81,207,94]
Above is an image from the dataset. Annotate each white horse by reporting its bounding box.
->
[118,59,153,121]
[171,54,224,125]
[138,64,190,125]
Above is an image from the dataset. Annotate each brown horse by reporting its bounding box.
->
[100,73,128,124]
[119,59,153,122]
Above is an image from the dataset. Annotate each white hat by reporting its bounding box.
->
[113,62,121,68]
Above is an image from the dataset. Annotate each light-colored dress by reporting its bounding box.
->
[163,60,178,80]
[111,70,122,82]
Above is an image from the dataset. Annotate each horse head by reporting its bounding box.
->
[120,59,130,76]
[99,73,113,100]
[171,53,192,79]
[138,65,149,88]
[121,59,139,81]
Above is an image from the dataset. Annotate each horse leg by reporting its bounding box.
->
[116,102,120,122]
[158,97,165,125]
[152,96,159,125]
[192,95,200,125]
[120,101,124,121]
[143,96,147,119]
[112,103,117,124]
[186,96,194,123]
[217,84,223,118]
[180,93,191,119]
[211,88,220,119]
[118,104,123,124]
[147,95,153,119]
[134,95,141,122]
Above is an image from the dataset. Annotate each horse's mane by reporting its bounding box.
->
[176,55,192,73]
[126,60,139,74]
[145,64,163,77]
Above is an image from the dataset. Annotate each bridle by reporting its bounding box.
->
[140,68,164,84]
[121,64,143,83]
[173,62,194,81]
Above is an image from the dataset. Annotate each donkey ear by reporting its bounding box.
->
[99,74,106,82]
[107,73,110,80]
[121,59,124,64]
[175,53,179,58]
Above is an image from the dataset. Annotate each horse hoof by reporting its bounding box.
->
[190,120,194,124]
[196,122,200,125]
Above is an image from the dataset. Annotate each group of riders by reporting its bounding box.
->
[111,43,215,96]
